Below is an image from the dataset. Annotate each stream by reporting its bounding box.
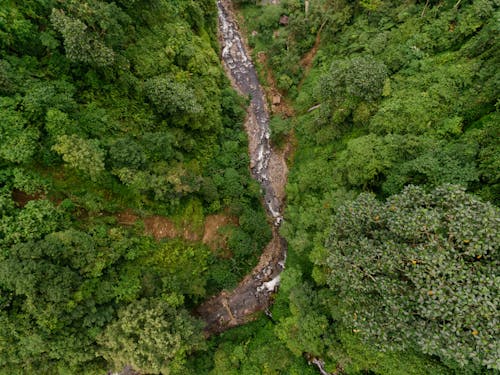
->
[196,0,288,334]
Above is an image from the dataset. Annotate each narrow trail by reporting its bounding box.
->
[196,0,288,335]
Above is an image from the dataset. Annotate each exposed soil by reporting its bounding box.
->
[257,52,295,118]
[298,21,325,89]
[144,216,200,242]
[11,189,44,208]
[115,210,138,226]
[267,140,290,204]
[196,226,286,335]
[300,28,322,75]
[202,214,238,251]
[117,210,237,251]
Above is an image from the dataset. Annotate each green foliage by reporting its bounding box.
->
[267,1,500,373]
[0,108,38,164]
[49,0,132,68]
[2,0,498,373]
[22,80,77,121]
[108,138,147,170]
[144,75,202,116]
[51,11,115,67]
[360,0,384,12]
[382,140,480,195]
[98,298,204,374]
[0,0,270,373]
[52,134,106,181]
[45,108,77,139]
[0,199,61,245]
[320,55,388,103]
[0,0,250,214]
[331,329,451,375]
[270,115,292,147]
[464,113,500,204]
[144,239,210,298]
[315,185,499,370]
[315,55,387,132]
[185,318,317,375]
[336,134,397,189]
[0,221,150,373]
[275,268,331,357]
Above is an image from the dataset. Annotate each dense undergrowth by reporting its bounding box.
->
[185,0,498,374]
[0,0,498,374]
[0,0,271,373]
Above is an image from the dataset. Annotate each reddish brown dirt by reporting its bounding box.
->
[144,216,200,241]
[203,214,238,251]
[11,189,44,208]
[300,29,322,74]
[117,210,237,250]
[267,140,290,203]
[298,23,324,89]
[116,209,138,225]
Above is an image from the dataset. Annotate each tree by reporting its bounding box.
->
[52,134,105,181]
[143,239,210,298]
[98,298,204,374]
[108,138,147,170]
[45,109,78,139]
[275,268,330,358]
[0,200,61,245]
[316,55,387,129]
[0,109,38,164]
[0,230,102,372]
[320,55,388,103]
[359,0,384,11]
[22,80,77,121]
[0,225,150,373]
[50,8,115,67]
[144,75,202,116]
[382,140,479,195]
[0,60,15,95]
[335,134,397,189]
[142,131,176,162]
[313,185,499,370]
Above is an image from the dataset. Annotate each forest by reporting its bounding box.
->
[0,0,498,374]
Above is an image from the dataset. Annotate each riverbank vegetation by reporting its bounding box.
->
[199,0,499,374]
[1,0,498,374]
[0,0,271,373]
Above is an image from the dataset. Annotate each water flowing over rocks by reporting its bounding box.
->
[218,0,282,225]
[196,0,288,335]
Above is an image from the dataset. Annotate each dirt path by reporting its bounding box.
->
[298,21,325,89]
[195,0,288,335]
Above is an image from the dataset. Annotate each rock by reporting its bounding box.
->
[279,15,289,26]
[272,95,281,105]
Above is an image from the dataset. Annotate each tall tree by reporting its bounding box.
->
[312,185,499,370]
[98,298,204,375]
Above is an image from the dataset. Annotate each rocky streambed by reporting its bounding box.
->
[196,0,288,335]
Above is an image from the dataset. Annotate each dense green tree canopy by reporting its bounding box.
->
[239,0,499,373]
[1,0,498,373]
[99,298,204,374]
[0,0,270,373]
[312,185,499,370]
